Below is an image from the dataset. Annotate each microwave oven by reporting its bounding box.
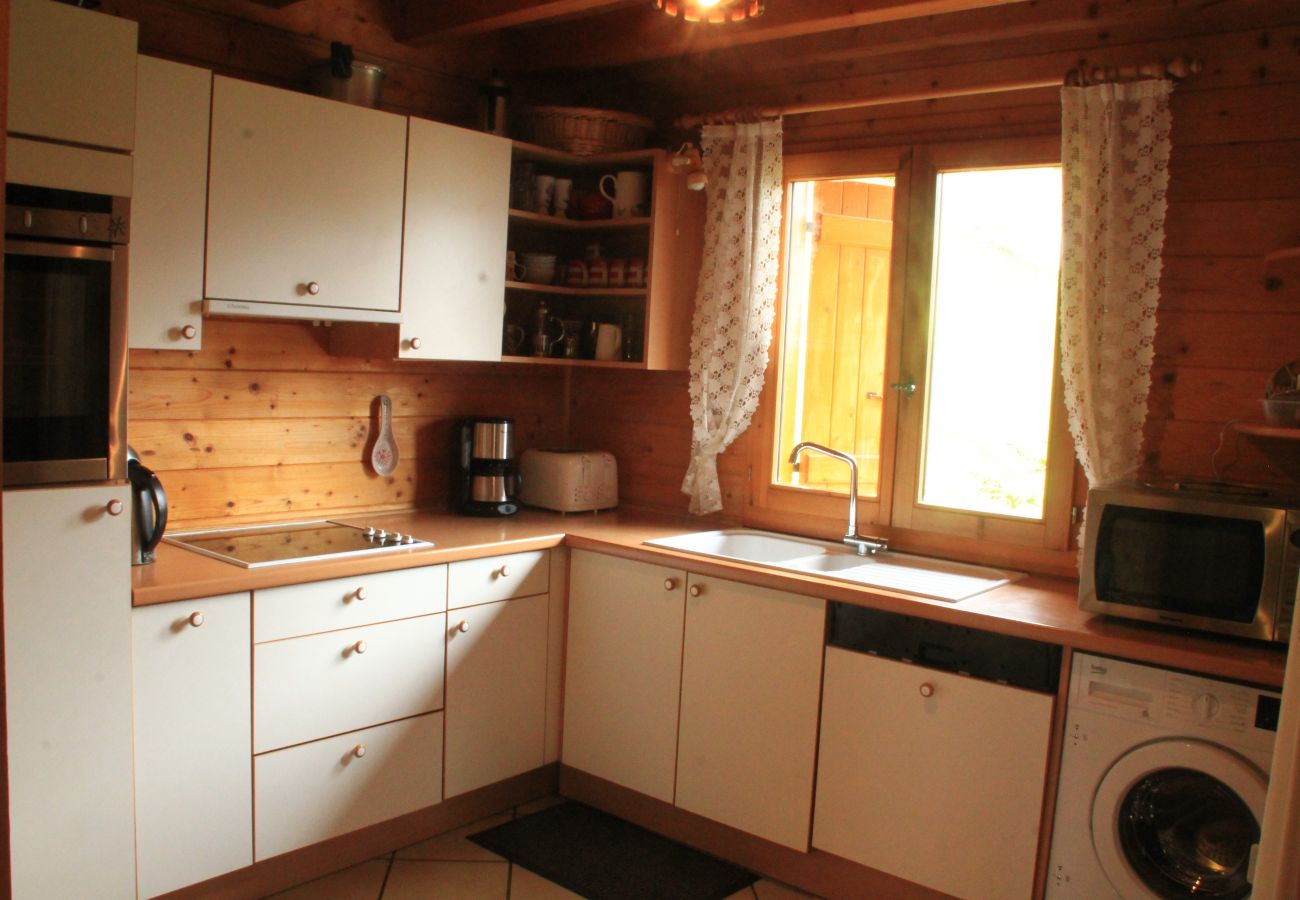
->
[1079,483,1300,644]
[3,184,129,485]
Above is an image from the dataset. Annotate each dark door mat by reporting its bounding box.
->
[468,801,758,900]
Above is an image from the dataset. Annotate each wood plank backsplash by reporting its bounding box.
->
[128,319,567,528]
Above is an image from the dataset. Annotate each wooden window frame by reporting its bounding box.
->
[746,139,1080,578]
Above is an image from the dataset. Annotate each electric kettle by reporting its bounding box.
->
[127,447,168,565]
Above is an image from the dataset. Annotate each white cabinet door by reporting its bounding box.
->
[400,118,511,360]
[2,486,136,900]
[675,576,825,851]
[444,593,547,797]
[205,76,406,313]
[129,56,211,350]
[813,647,1053,900]
[8,0,137,151]
[562,551,685,803]
[133,593,252,899]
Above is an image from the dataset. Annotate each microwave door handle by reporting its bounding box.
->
[4,240,116,262]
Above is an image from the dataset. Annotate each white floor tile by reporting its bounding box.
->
[508,865,585,899]
[395,812,512,862]
[754,879,820,900]
[267,859,389,899]
[382,859,509,899]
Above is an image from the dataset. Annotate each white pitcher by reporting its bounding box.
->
[599,170,649,218]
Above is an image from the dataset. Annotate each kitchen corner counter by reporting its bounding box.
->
[134,507,1288,688]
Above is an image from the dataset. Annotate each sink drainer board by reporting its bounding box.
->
[645,529,1023,602]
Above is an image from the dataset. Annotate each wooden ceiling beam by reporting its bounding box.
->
[397,0,636,43]
[510,0,1033,72]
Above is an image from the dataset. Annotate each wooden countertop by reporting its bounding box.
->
[134,507,1288,687]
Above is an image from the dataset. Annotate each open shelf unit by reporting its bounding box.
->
[503,140,704,369]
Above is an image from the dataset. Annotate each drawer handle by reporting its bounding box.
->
[352,743,366,759]
[305,281,321,296]
[106,499,124,516]
[688,584,703,598]
[664,578,678,591]
[456,620,469,634]
[498,564,511,578]
[352,640,368,655]
[919,682,935,698]
[409,337,422,350]
[353,586,368,602]
[188,612,204,628]
[180,324,197,340]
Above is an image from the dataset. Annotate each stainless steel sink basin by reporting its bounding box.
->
[644,528,1021,602]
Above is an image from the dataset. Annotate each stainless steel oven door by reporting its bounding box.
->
[3,238,128,485]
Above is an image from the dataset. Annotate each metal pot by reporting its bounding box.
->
[307,60,386,109]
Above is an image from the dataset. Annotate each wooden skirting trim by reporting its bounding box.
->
[158,764,559,900]
[559,766,952,900]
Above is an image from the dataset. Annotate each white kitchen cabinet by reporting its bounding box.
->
[205,76,406,319]
[255,712,443,861]
[562,551,686,803]
[675,576,825,851]
[2,485,136,900]
[129,56,212,350]
[253,564,446,643]
[133,593,252,899]
[254,613,446,753]
[399,117,512,360]
[813,647,1053,899]
[8,0,137,151]
[444,592,548,797]
[447,548,548,609]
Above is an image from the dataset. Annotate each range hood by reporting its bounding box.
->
[203,298,403,325]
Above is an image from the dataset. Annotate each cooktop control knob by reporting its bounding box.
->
[376,529,387,542]
[365,526,376,539]
[403,534,416,544]
[391,532,403,544]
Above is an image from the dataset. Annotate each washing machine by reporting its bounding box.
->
[1047,652,1282,899]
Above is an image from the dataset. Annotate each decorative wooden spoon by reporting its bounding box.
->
[371,395,398,476]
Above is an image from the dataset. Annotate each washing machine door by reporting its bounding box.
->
[1091,739,1267,899]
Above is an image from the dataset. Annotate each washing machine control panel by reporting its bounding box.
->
[1071,653,1280,753]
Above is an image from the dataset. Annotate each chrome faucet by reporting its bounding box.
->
[788,441,888,556]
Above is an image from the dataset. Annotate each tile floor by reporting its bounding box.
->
[268,797,820,900]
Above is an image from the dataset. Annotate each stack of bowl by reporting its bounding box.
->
[519,253,557,285]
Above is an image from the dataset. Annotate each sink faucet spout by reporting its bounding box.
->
[788,441,888,556]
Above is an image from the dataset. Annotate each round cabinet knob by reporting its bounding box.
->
[499,564,511,578]
[919,683,935,698]
[180,324,197,340]
[106,499,124,516]
[354,586,368,601]
[409,337,422,350]
[456,620,469,634]
[188,612,204,628]
[664,578,678,591]
[688,584,703,598]
[306,281,321,295]
[352,640,368,655]
[352,744,366,759]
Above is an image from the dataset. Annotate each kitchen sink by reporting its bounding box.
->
[644,529,1021,602]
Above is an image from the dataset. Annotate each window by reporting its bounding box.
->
[750,140,1076,568]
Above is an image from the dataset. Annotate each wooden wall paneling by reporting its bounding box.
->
[1153,311,1300,371]
[1167,141,1300,203]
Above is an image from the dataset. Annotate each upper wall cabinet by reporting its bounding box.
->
[129,56,212,351]
[8,0,137,151]
[205,76,407,322]
[399,119,512,360]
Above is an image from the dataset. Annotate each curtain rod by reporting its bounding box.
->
[674,55,1202,129]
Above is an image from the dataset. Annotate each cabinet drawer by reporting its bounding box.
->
[254,565,445,642]
[254,614,445,753]
[254,712,442,861]
[448,550,548,609]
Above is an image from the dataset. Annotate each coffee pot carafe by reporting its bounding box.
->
[456,417,520,516]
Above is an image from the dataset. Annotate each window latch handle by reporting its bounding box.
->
[889,380,917,397]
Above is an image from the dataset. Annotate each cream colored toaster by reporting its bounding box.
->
[519,449,618,512]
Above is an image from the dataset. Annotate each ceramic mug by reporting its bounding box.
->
[595,323,623,361]
[534,174,556,215]
[599,170,648,218]
[553,178,574,218]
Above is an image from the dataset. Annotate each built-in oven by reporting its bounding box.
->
[3,184,129,486]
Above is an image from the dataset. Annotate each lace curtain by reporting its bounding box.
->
[1059,80,1172,496]
[681,119,784,514]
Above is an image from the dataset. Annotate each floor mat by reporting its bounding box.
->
[468,801,758,900]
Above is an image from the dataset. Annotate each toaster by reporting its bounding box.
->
[519,449,618,513]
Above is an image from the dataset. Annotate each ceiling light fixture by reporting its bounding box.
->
[654,0,763,24]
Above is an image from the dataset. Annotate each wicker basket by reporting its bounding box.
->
[527,106,654,155]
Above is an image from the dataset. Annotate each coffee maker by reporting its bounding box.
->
[456,417,520,516]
